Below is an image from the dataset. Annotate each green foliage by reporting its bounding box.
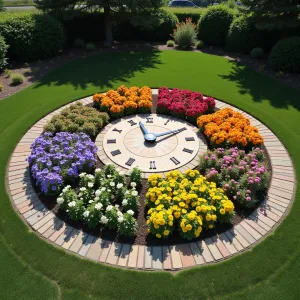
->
[0,0,4,12]
[11,73,24,85]
[0,12,65,61]
[226,16,264,53]
[73,38,85,48]
[44,102,109,137]
[251,48,264,59]
[225,0,237,9]
[129,167,142,189]
[269,37,300,72]
[86,43,96,51]
[198,5,235,46]
[4,68,12,78]
[195,40,205,49]
[0,35,8,70]
[166,39,175,47]
[0,83,3,91]
[173,18,197,49]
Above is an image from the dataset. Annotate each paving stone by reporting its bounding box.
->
[136,245,145,269]
[244,218,267,236]
[177,244,196,268]
[152,246,163,270]
[268,188,293,200]
[27,209,50,226]
[144,246,152,269]
[43,219,64,239]
[23,203,46,219]
[49,222,67,243]
[218,233,237,255]
[212,236,231,257]
[267,200,287,212]
[197,240,214,263]
[106,242,122,265]
[99,240,112,263]
[224,231,244,251]
[118,244,131,267]
[162,246,173,269]
[240,221,262,240]
[86,238,103,261]
[205,238,222,260]
[169,245,182,269]
[271,179,294,192]
[55,226,74,246]
[69,231,88,253]
[78,235,95,257]
[17,198,40,212]
[268,197,289,208]
[127,245,139,268]
[32,212,55,230]
[267,193,291,205]
[62,228,80,249]
[272,174,295,183]
[230,228,250,248]
[189,242,205,265]
[235,224,256,244]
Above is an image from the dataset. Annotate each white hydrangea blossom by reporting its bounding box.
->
[125,190,129,195]
[118,216,124,223]
[117,210,123,217]
[88,200,94,204]
[57,197,64,205]
[132,190,138,196]
[106,205,113,211]
[122,199,128,206]
[111,195,115,199]
[87,174,94,180]
[100,215,108,224]
[95,190,101,197]
[80,187,87,192]
[115,204,120,209]
[62,185,71,193]
[79,173,86,178]
[83,211,90,218]
[127,210,134,216]
[130,182,137,188]
[88,182,94,188]
[95,203,103,210]
[101,187,106,192]
[68,201,76,208]
[117,183,123,189]
[110,182,115,187]
[95,168,102,173]
[107,175,112,178]
[94,196,99,201]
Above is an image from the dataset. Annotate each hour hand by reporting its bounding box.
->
[139,121,148,134]
[156,127,186,137]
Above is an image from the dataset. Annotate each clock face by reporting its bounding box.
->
[96,114,207,176]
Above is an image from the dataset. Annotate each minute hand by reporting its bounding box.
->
[156,127,186,137]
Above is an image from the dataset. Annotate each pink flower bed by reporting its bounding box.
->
[157,87,216,123]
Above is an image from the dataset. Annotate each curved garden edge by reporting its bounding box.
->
[6,89,296,272]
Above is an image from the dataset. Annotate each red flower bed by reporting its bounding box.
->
[157,87,216,123]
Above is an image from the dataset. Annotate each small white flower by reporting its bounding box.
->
[95,168,102,173]
[127,210,134,216]
[130,182,137,188]
[87,174,94,180]
[117,210,123,217]
[95,190,101,197]
[117,216,124,223]
[62,185,71,193]
[122,199,128,206]
[95,203,103,210]
[88,182,94,188]
[89,200,94,204]
[107,175,112,178]
[57,197,64,205]
[68,201,76,208]
[94,196,100,201]
[108,189,111,192]
[111,195,115,199]
[80,187,87,192]
[100,215,108,224]
[119,171,124,176]
[110,182,115,187]
[79,173,86,178]
[78,193,82,197]
[83,211,90,218]
[101,187,106,192]
[131,190,138,196]
[117,183,123,189]
[106,205,113,211]
[115,204,120,209]
[125,190,129,195]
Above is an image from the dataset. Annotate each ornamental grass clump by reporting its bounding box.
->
[200,147,270,208]
[157,87,215,124]
[44,102,109,138]
[28,132,97,195]
[57,165,139,235]
[93,85,152,119]
[146,170,234,240]
[197,108,264,149]
[172,18,197,49]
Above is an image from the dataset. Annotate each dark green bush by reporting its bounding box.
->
[173,12,202,24]
[226,16,264,54]
[0,12,65,61]
[251,48,264,59]
[73,39,85,48]
[11,73,25,85]
[44,102,109,138]
[198,5,235,46]
[86,43,96,51]
[269,37,300,72]
[0,35,8,69]
[196,40,205,49]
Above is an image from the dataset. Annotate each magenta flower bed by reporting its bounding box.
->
[157,87,216,123]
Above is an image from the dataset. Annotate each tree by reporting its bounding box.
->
[35,0,164,44]
[240,0,300,30]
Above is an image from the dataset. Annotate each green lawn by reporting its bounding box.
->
[0,50,299,300]
[3,0,35,7]
[164,6,206,14]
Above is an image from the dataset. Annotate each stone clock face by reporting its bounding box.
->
[96,114,207,176]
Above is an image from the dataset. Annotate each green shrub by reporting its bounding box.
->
[73,38,85,48]
[251,48,264,59]
[166,40,175,47]
[0,35,8,69]
[269,37,300,72]
[86,43,96,51]
[195,40,205,49]
[0,83,3,91]
[44,102,109,138]
[4,69,12,78]
[0,12,65,61]
[173,18,197,49]
[198,5,235,46]
[226,16,264,54]
[11,73,25,85]
[173,11,203,24]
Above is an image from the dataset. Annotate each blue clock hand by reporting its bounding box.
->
[139,121,148,134]
[156,127,186,137]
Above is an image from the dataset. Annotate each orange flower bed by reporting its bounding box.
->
[93,85,152,118]
[197,108,264,148]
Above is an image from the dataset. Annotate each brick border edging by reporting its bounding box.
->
[6,89,296,272]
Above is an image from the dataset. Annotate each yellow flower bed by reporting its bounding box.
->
[146,170,235,240]
[197,108,263,148]
[93,85,152,117]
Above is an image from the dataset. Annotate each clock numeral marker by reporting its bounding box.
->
[150,161,156,169]
[164,120,170,125]
[113,128,122,133]
[185,137,195,141]
[128,120,137,126]
[183,148,193,154]
[146,117,153,123]
[178,127,187,132]
[170,157,180,165]
[111,149,121,156]
[107,139,116,144]
[125,157,135,166]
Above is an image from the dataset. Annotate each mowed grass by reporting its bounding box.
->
[164,6,206,14]
[0,50,300,300]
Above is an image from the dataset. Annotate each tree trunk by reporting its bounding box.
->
[104,4,113,44]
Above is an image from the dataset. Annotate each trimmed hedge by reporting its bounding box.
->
[269,37,300,72]
[198,5,235,46]
[0,35,8,69]
[173,11,202,24]
[0,12,65,61]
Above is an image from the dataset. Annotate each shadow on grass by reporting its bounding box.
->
[34,49,162,91]
[219,61,300,111]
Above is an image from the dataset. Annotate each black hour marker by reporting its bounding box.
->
[113,128,122,133]
[170,157,180,165]
[128,120,137,126]
[150,161,156,169]
[146,117,153,123]
[164,120,170,125]
[125,157,135,166]
[183,148,193,154]
[111,150,121,156]
[107,139,116,144]
[185,137,195,141]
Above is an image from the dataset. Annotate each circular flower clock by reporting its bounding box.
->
[96,114,207,175]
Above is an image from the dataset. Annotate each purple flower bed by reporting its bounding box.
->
[28,132,97,195]
[199,147,270,208]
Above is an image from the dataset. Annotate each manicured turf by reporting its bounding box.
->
[0,50,299,300]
